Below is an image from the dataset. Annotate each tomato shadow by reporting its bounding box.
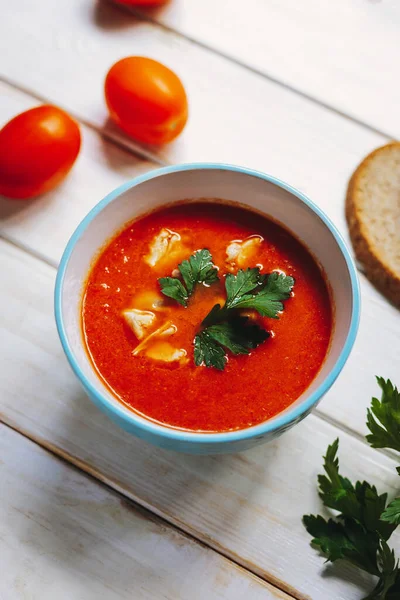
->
[100,116,182,169]
[92,0,140,30]
[98,134,159,186]
[93,0,171,31]
[0,196,33,219]
[100,117,163,166]
[0,193,55,222]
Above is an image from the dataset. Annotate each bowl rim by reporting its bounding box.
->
[55,162,360,445]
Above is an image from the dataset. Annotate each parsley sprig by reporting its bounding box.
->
[158,251,294,370]
[303,378,400,599]
[159,249,219,307]
[196,267,294,370]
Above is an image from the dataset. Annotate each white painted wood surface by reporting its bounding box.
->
[125,0,400,137]
[0,423,289,600]
[1,82,399,444]
[1,2,400,598]
[0,239,399,600]
[0,0,390,179]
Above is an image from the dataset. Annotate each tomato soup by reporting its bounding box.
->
[82,202,332,432]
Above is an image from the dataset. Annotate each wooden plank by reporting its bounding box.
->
[0,238,399,600]
[0,424,290,600]
[0,0,390,191]
[1,83,399,443]
[122,0,400,137]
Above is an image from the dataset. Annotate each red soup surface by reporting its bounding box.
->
[82,202,332,432]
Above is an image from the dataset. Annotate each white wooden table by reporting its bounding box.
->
[1,1,399,598]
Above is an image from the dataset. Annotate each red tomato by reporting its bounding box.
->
[105,57,188,145]
[0,105,81,200]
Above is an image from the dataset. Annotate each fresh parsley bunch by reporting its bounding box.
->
[159,249,294,370]
[303,378,400,599]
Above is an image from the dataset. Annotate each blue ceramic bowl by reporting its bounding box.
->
[55,164,360,454]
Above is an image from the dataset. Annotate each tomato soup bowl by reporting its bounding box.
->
[55,164,360,454]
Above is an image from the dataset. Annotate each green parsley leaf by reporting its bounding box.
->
[159,249,219,307]
[225,268,264,309]
[303,515,400,598]
[203,268,294,327]
[179,249,219,295]
[382,499,400,526]
[224,268,294,318]
[158,277,188,307]
[366,378,400,453]
[194,330,227,371]
[206,317,269,354]
[317,439,396,541]
[194,316,269,368]
[365,540,400,600]
[303,514,381,575]
[201,303,227,328]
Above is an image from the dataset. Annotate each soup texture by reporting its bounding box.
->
[82,202,332,432]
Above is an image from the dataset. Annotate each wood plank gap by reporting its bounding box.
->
[112,1,397,144]
[0,231,59,270]
[0,75,167,168]
[314,407,400,465]
[0,415,302,600]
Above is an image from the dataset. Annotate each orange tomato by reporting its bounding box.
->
[105,57,188,145]
[0,105,81,200]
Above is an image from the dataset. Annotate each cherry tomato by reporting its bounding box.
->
[0,105,81,200]
[105,57,188,145]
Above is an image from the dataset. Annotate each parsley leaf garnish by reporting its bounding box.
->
[158,277,188,307]
[194,317,270,371]
[225,268,294,317]
[225,267,265,308]
[159,249,219,307]
[202,268,294,328]
[179,249,219,294]
[196,267,294,369]
[194,331,228,371]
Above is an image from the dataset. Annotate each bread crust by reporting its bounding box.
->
[346,143,400,308]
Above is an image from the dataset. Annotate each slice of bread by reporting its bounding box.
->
[346,143,400,308]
